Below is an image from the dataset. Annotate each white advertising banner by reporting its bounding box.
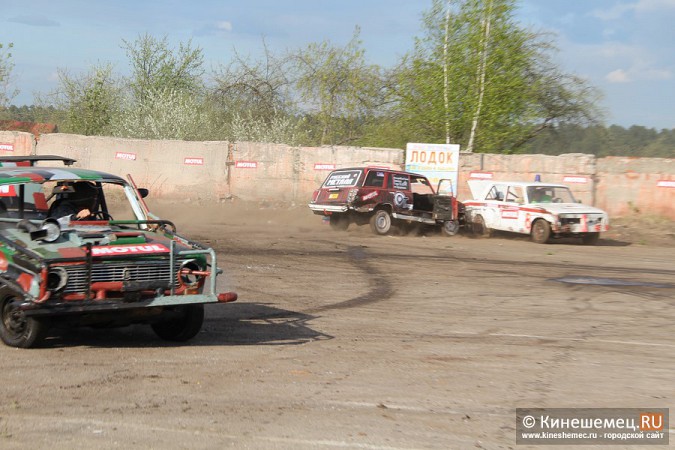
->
[405,143,460,195]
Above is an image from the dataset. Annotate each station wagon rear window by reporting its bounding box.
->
[323,170,362,188]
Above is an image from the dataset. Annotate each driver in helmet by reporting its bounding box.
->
[50,181,99,225]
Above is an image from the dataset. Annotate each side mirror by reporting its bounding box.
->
[138,188,149,198]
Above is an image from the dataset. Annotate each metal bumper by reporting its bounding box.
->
[308,203,349,213]
[21,292,237,317]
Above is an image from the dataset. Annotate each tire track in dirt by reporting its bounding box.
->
[305,245,394,313]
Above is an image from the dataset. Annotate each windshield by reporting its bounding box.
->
[0,180,145,222]
[527,186,576,204]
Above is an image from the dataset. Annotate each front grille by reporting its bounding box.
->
[58,259,180,294]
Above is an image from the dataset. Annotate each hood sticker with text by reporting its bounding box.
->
[91,244,170,256]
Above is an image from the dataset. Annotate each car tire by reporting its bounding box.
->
[0,292,49,348]
[473,215,491,238]
[370,209,392,235]
[329,214,349,231]
[581,232,600,245]
[531,219,551,244]
[151,304,204,342]
[441,220,459,236]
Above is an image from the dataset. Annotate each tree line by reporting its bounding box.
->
[0,0,671,158]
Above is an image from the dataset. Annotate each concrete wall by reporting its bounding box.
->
[1,132,403,203]
[0,131,672,219]
[596,156,675,218]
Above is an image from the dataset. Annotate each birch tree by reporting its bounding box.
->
[0,43,18,110]
[393,0,601,153]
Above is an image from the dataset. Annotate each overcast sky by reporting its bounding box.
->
[2,0,674,130]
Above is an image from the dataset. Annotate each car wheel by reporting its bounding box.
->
[370,209,392,235]
[151,304,204,342]
[473,215,491,238]
[441,220,459,236]
[531,219,551,244]
[0,293,49,348]
[329,214,349,231]
[581,232,600,245]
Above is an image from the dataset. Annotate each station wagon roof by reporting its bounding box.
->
[0,166,126,185]
[332,167,427,178]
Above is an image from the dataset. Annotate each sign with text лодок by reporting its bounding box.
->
[405,143,460,195]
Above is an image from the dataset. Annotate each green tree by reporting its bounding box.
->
[392,0,601,153]
[292,27,384,145]
[110,87,211,140]
[209,40,308,144]
[211,40,293,121]
[112,34,209,140]
[42,64,120,135]
[122,34,205,103]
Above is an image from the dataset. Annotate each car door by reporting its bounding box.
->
[482,183,508,230]
[389,172,412,213]
[496,184,525,232]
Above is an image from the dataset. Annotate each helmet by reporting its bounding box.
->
[58,182,98,209]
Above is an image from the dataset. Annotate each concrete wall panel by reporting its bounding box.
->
[596,157,674,219]
[0,131,35,156]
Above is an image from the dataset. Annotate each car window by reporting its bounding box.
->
[0,183,46,219]
[505,186,524,202]
[487,185,507,201]
[411,176,434,194]
[102,183,139,220]
[323,170,362,188]
[364,170,385,188]
[391,174,410,191]
[527,186,576,203]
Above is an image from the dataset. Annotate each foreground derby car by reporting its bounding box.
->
[309,166,462,236]
[463,179,609,244]
[0,155,237,348]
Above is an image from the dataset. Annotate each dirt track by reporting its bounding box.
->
[0,202,673,449]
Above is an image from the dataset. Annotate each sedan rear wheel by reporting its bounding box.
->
[473,215,491,238]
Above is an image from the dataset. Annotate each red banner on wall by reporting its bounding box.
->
[469,171,493,179]
[235,161,258,169]
[314,163,336,170]
[115,152,137,161]
[184,157,204,165]
[563,175,589,184]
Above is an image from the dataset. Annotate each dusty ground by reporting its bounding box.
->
[0,201,673,449]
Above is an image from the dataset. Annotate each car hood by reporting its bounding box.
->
[534,203,607,215]
[1,222,195,260]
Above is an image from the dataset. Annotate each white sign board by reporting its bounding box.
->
[405,143,460,195]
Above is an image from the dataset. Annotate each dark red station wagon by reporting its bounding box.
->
[308,167,462,236]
